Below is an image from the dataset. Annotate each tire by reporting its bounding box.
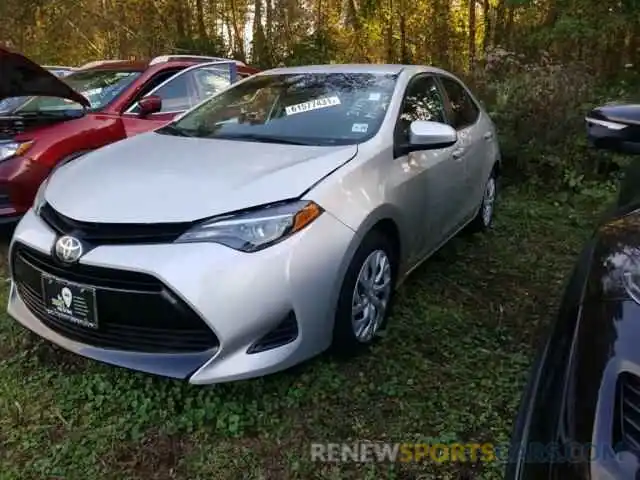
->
[467,168,498,233]
[332,229,398,354]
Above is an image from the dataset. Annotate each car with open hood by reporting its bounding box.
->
[506,102,640,479]
[0,64,76,114]
[7,63,502,384]
[0,47,258,222]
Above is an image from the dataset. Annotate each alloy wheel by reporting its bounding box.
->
[351,249,392,342]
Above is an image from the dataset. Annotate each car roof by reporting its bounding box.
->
[43,65,76,70]
[258,64,451,76]
[79,60,149,72]
[78,58,250,73]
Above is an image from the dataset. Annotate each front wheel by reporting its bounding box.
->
[332,230,398,354]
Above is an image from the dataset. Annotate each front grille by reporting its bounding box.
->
[0,116,26,138]
[247,311,298,354]
[614,372,640,452]
[11,242,219,353]
[40,203,191,244]
[0,187,12,208]
[0,114,70,139]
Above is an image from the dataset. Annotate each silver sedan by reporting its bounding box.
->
[7,64,501,384]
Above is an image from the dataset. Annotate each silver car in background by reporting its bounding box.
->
[8,64,501,384]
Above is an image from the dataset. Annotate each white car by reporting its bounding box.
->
[8,64,501,384]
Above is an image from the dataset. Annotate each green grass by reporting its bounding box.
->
[0,185,611,479]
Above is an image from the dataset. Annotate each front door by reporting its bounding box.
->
[393,74,465,261]
[121,61,238,137]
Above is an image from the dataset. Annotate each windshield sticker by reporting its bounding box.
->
[352,123,369,133]
[82,88,103,98]
[368,92,382,101]
[285,96,341,116]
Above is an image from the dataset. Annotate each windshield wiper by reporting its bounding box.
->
[156,124,196,137]
[214,133,312,145]
[14,110,83,118]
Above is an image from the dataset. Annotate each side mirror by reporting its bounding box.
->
[398,121,457,156]
[586,103,640,155]
[137,95,162,117]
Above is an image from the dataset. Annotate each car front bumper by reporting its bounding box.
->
[7,208,356,384]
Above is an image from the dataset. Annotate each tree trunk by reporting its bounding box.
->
[494,0,506,46]
[228,0,246,60]
[628,22,640,66]
[174,0,185,40]
[482,0,491,53]
[385,0,394,62]
[196,0,208,39]
[468,0,476,69]
[400,11,408,63]
[316,0,323,31]
[504,6,515,49]
[253,0,267,65]
[434,0,450,68]
[265,0,273,41]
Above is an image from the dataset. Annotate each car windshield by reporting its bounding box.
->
[158,72,398,146]
[17,69,142,113]
[0,97,29,114]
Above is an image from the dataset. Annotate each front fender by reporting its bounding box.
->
[506,236,598,479]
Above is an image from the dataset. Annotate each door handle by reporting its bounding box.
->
[452,148,465,159]
[483,132,494,140]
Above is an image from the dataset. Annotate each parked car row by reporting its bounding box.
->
[7,45,640,478]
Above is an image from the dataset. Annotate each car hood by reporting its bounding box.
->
[44,132,358,223]
[0,47,89,107]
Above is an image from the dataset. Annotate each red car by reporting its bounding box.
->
[0,49,259,221]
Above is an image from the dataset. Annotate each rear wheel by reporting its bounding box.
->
[332,230,398,353]
[468,169,497,233]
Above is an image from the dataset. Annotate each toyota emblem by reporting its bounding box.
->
[55,235,83,264]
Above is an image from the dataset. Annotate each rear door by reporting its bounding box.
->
[121,61,238,137]
[437,75,488,220]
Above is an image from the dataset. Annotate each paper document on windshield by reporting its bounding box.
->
[285,96,341,116]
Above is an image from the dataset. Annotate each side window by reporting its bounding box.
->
[192,67,233,101]
[143,65,234,114]
[127,69,183,113]
[439,77,480,129]
[151,74,193,113]
[395,75,447,143]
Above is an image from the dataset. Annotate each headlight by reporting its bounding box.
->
[623,256,640,304]
[0,141,34,161]
[176,200,323,252]
[585,117,627,130]
[33,175,50,215]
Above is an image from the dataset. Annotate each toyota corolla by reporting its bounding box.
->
[7,64,501,384]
